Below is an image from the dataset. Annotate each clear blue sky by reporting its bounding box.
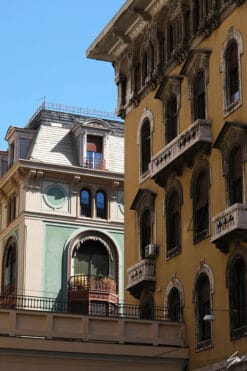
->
[0,0,125,149]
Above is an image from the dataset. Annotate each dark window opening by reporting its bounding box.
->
[141,119,151,174]
[140,209,151,258]
[196,274,211,344]
[73,240,109,277]
[166,95,178,143]
[86,135,104,170]
[226,42,239,105]
[193,71,206,120]
[166,190,181,257]
[134,63,141,92]
[168,288,181,321]
[96,190,107,219]
[140,297,154,319]
[142,52,148,85]
[230,258,246,337]
[121,77,127,106]
[229,146,243,205]
[7,195,16,225]
[194,171,209,243]
[2,242,17,296]
[80,189,91,217]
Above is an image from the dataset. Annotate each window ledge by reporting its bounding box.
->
[224,99,242,118]
[196,339,213,352]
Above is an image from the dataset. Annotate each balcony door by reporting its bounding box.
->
[73,240,109,277]
[86,135,103,169]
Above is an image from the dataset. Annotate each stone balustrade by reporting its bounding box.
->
[152,119,211,185]
[127,259,155,291]
[211,203,247,251]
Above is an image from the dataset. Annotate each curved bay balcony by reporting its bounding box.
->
[151,119,212,187]
[68,274,118,314]
[211,203,247,252]
[127,259,156,299]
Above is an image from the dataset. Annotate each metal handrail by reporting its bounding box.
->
[26,102,121,127]
[0,293,183,322]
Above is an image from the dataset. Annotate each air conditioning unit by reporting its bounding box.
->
[145,243,158,259]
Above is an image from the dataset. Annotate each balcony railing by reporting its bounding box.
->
[0,294,183,321]
[68,275,117,292]
[211,203,247,252]
[151,119,211,186]
[127,259,156,297]
[82,157,106,170]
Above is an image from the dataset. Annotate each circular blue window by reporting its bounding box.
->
[44,185,66,209]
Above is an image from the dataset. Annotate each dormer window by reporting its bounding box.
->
[86,135,105,170]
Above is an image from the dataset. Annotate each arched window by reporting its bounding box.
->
[95,190,107,219]
[168,287,181,321]
[193,169,210,243]
[2,239,17,296]
[140,294,154,319]
[226,41,239,105]
[166,188,182,258]
[229,257,246,337]
[141,119,151,174]
[193,71,206,120]
[80,189,91,217]
[229,146,243,205]
[134,63,141,93]
[166,95,178,143]
[73,240,109,277]
[140,208,151,258]
[195,274,212,345]
[142,51,148,86]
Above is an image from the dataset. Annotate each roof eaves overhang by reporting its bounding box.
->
[86,0,169,63]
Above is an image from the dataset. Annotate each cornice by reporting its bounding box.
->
[0,160,124,193]
[86,0,168,62]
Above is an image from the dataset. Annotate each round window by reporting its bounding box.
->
[44,185,66,209]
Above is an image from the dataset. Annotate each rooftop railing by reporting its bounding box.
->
[27,102,122,127]
[0,294,183,322]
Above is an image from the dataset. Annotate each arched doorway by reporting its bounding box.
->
[2,237,17,297]
[68,233,118,315]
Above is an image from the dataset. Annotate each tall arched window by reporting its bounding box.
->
[168,287,181,321]
[141,119,151,174]
[2,239,17,296]
[229,146,243,205]
[196,274,212,345]
[80,189,91,217]
[226,41,239,105]
[166,95,178,143]
[140,208,151,258]
[73,240,109,277]
[134,63,141,93]
[193,169,210,243]
[229,257,246,337]
[166,188,182,258]
[193,71,206,120]
[142,51,148,86]
[95,190,107,219]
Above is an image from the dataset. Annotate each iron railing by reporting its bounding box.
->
[82,157,106,170]
[0,294,183,322]
[68,275,117,292]
[26,102,121,127]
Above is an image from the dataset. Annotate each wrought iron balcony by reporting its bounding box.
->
[211,203,247,252]
[151,119,212,186]
[68,275,118,312]
[82,157,106,170]
[126,259,156,299]
[0,293,183,322]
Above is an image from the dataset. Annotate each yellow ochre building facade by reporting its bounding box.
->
[87,0,247,369]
